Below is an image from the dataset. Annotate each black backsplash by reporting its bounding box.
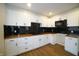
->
[4,25,54,37]
[4,25,31,37]
[19,26,31,34]
[53,27,68,34]
[4,25,79,37]
[40,27,53,32]
[67,26,79,35]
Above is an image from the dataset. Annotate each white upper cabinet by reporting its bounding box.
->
[16,11,31,26]
[47,19,53,27]
[67,14,79,26]
[40,16,50,27]
[60,8,79,26]
[50,8,79,27]
[5,8,18,26]
[5,5,43,26]
[5,5,79,27]
[5,6,31,26]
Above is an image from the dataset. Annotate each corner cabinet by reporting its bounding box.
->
[65,36,79,55]
[49,33,66,46]
[48,34,56,45]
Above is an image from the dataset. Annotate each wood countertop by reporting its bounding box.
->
[5,34,32,39]
[4,32,56,39]
[66,34,79,38]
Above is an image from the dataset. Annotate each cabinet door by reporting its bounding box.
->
[5,9,17,26]
[70,38,78,55]
[24,37,37,51]
[55,34,65,45]
[5,39,18,56]
[38,35,45,46]
[43,35,49,44]
[30,36,39,49]
[38,35,48,47]
[65,37,78,55]
[48,34,56,45]
[16,38,30,54]
[67,13,79,26]
[65,37,71,53]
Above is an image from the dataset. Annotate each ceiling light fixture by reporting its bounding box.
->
[27,3,31,8]
[47,12,53,18]
[49,12,53,16]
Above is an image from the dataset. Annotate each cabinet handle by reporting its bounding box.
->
[25,48,28,49]
[25,42,27,44]
[39,39,41,41]
[10,40,14,41]
[25,38,27,40]
[16,43,17,46]
[75,43,77,46]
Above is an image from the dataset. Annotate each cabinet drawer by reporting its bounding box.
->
[5,39,17,48]
[5,39,19,56]
[16,38,29,43]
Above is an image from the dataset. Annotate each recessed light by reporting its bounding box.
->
[49,12,53,16]
[27,3,31,8]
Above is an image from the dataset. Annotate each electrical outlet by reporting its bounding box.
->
[71,30,74,33]
[52,29,53,32]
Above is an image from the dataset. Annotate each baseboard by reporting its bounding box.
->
[50,43,56,45]
[57,43,64,46]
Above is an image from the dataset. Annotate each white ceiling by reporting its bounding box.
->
[6,3,79,17]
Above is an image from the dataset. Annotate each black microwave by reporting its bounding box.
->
[55,20,67,27]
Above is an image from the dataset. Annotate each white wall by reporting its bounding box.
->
[50,7,79,27]
[5,5,49,27]
[0,4,5,56]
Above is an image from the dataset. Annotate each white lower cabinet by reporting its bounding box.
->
[54,34,66,46]
[5,39,19,56]
[43,35,49,45]
[38,35,48,47]
[30,36,39,49]
[48,34,56,45]
[16,37,31,54]
[65,37,79,55]
[47,34,66,45]
[5,34,57,56]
